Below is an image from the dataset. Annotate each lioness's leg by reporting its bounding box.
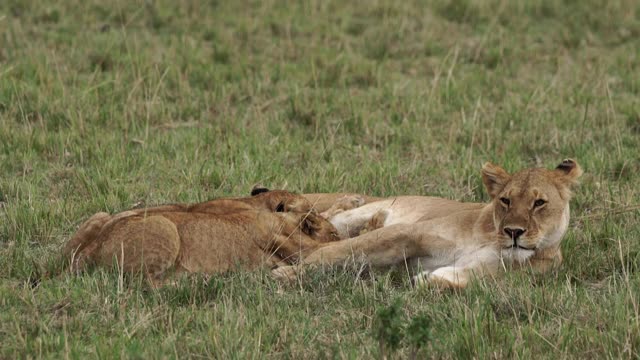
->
[95,215,180,283]
[523,247,563,273]
[272,223,454,281]
[310,223,453,266]
[412,246,502,289]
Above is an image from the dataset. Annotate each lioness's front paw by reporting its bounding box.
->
[412,268,468,289]
[412,272,431,288]
[271,265,301,282]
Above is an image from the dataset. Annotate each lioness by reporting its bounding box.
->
[275,159,582,289]
[62,189,339,285]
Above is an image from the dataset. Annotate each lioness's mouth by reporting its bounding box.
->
[504,245,535,251]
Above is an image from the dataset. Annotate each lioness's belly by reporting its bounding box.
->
[382,197,483,226]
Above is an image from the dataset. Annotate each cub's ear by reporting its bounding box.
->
[301,214,320,235]
[554,159,583,186]
[251,186,270,196]
[481,162,511,198]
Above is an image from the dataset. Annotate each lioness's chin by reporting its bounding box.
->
[500,248,535,264]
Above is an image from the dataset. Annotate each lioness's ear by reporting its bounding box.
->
[481,162,511,198]
[554,159,583,185]
[251,186,270,196]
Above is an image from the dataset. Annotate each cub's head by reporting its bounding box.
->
[250,187,314,213]
[251,187,340,242]
[275,209,340,243]
[482,159,582,259]
[299,211,341,242]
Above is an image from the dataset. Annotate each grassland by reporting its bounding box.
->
[1,0,640,358]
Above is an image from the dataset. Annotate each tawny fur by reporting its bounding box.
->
[275,159,582,289]
[301,193,383,214]
[63,191,340,285]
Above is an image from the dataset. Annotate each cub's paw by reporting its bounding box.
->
[321,195,366,219]
[341,195,366,209]
[271,265,302,282]
[337,195,365,210]
[361,209,390,234]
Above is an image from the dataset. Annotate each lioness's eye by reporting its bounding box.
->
[499,197,510,206]
[533,199,546,208]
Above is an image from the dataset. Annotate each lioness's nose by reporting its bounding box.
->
[504,227,526,240]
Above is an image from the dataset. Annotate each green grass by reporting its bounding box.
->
[1,0,640,357]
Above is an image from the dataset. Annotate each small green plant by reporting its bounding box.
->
[406,313,433,360]
[373,298,405,359]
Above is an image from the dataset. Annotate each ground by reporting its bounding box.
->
[1,0,640,358]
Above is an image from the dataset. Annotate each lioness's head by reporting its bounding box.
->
[482,159,582,259]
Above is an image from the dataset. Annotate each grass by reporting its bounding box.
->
[1,0,640,357]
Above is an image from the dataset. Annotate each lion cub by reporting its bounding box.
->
[63,189,339,286]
